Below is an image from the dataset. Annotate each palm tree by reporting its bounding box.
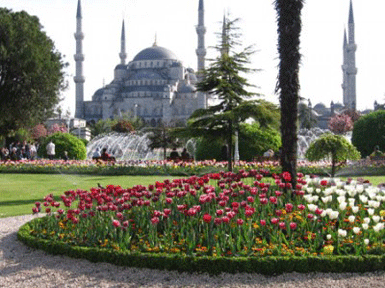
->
[274,0,304,185]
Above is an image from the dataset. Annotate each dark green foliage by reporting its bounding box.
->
[195,137,224,161]
[191,17,259,171]
[38,133,86,160]
[352,110,385,158]
[238,123,281,161]
[0,8,67,136]
[147,125,179,160]
[18,218,385,275]
[305,133,360,177]
[275,0,304,185]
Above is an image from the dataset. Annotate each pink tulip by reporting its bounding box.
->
[271,218,279,225]
[112,220,121,227]
[237,219,244,226]
[260,219,267,226]
[290,222,297,230]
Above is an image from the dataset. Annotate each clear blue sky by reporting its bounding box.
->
[3,0,385,115]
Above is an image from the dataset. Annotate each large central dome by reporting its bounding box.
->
[133,45,178,61]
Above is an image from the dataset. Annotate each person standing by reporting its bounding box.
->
[46,140,55,160]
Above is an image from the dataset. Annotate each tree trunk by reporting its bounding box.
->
[275,0,304,186]
[228,121,233,172]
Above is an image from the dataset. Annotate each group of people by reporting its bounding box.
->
[169,148,191,161]
[0,141,38,161]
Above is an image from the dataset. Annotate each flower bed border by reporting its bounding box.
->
[18,218,385,275]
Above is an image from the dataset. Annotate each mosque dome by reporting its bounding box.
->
[133,45,178,61]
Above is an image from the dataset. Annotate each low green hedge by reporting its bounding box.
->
[18,218,385,275]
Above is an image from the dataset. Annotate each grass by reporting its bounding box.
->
[0,173,176,218]
[1,173,383,218]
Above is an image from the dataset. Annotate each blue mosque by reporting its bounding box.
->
[73,0,207,126]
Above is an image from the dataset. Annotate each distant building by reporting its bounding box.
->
[73,0,207,126]
[312,0,359,128]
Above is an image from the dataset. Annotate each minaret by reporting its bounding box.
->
[74,0,85,119]
[342,0,357,110]
[119,20,127,65]
[221,14,229,56]
[341,29,348,106]
[196,0,206,109]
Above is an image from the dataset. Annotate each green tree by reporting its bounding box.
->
[0,8,67,136]
[189,17,268,171]
[275,0,304,185]
[352,110,385,158]
[298,100,317,130]
[146,124,179,160]
[38,132,86,160]
[238,122,281,161]
[305,133,360,177]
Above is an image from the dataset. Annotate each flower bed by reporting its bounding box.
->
[0,159,331,176]
[18,170,385,274]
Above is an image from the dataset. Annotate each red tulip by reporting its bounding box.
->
[237,219,244,226]
[260,219,267,226]
[290,222,297,230]
[203,213,212,223]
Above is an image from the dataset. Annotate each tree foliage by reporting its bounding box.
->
[238,123,281,161]
[305,133,360,177]
[30,124,47,142]
[328,114,353,135]
[352,110,385,158]
[38,132,86,160]
[0,8,67,136]
[275,0,304,185]
[111,120,134,133]
[189,17,268,171]
[298,101,317,130]
[146,124,179,160]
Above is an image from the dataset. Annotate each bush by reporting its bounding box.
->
[305,133,360,177]
[352,110,385,158]
[38,133,86,160]
[238,123,281,161]
[195,137,224,161]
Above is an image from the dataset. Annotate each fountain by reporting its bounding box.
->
[297,127,330,159]
[86,132,163,161]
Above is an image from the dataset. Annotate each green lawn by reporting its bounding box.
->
[1,173,383,218]
[0,174,176,218]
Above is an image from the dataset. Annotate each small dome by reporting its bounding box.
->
[133,45,177,61]
[179,83,195,93]
[313,103,326,110]
[114,64,126,70]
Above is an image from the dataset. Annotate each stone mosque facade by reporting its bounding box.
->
[74,0,207,126]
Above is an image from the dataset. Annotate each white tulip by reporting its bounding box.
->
[373,223,384,232]
[359,195,368,203]
[351,206,359,213]
[362,223,369,230]
[339,202,347,210]
[337,196,346,204]
[372,215,381,223]
[368,208,375,215]
[338,229,347,237]
[364,239,370,245]
[363,217,371,224]
[348,215,355,223]
[308,204,317,212]
[352,227,361,234]
[327,234,332,240]
[329,211,339,220]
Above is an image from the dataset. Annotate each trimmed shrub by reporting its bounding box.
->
[238,123,281,161]
[38,132,86,160]
[195,137,224,161]
[352,110,385,158]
